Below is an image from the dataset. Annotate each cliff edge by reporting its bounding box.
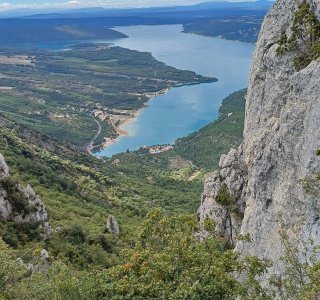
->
[199,0,320,273]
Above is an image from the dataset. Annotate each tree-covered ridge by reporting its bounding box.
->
[183,15,264,43]
[173,89,246,170]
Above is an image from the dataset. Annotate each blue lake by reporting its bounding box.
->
[96,24,255,157]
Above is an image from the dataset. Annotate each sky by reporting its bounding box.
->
[0,0,259,11]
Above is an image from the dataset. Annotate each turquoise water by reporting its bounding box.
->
[96,24,254,157]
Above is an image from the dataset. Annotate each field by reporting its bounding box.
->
[0,45,215,148]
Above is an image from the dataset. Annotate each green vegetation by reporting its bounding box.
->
[173,89,246,170]
[0,108,208,270]
[0,177,30,214]
[276,1,320,70]
[95,209,271,299]
[183,17,263,43]
[215,182,242,220]
[110,150,203,212]
[1,210,319,299]
[0,210,272,299]
[0,45,215,148]
[215,183,242,245]
[0,84,319,298]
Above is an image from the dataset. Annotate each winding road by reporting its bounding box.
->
[87,117,102,154]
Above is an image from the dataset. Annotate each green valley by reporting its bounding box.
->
[0,87,246,263]
[0,45,215,149]
[0,88,251,298]
[115,89,246,176]
[0,1,319,298]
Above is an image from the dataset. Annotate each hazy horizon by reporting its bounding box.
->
[0,0,272,12]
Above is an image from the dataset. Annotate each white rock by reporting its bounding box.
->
[198,0,320,277]
[0,153,51,235]
[0,153,9,178]
[107,215,120,236]
[40,249,49,260]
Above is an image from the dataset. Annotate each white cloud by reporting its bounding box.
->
[0,3,11,10]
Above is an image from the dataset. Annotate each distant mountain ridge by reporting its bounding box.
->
[0,1,274,19]
[0,0,273,45]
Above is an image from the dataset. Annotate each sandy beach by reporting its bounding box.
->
[101,110,138,149]
[95,87,171,152]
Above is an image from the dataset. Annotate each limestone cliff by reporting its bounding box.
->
[199,0,320,273]
[0,153,50,231]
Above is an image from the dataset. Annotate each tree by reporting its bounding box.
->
[99,209,271,300]
[276,1,320,70]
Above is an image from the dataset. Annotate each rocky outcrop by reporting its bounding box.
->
[198,148,246,244]
[17,249,51,273]
[0,153,50,232]
[106,215,120,236]
[199,0,320,274]
[0,154,9,178]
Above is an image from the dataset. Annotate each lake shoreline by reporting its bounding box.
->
[92,86,173,154]
[94,76,220,155]
[95,25,254,157]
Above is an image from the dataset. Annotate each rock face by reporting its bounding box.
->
[198,148,247,244]
[0,154,9,178]
[199,0,320,273]
[107,215,120,236]
[17,249,51,273]
[0,153,50,229]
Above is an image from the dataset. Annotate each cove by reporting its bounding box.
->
[96,24,255,157]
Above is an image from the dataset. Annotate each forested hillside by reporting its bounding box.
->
[174,89,246,169]
[0,88,250,299]
[1,0,320,297]
[0,89,245,268]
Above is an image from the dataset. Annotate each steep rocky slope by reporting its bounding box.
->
[199,0,320,273]
[0,153,49,229]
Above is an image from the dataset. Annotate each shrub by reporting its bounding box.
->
[216,183,234,207]
[216,183,242,218]
[276,1,320,70]
[64,225,87,245]
[0,222,42,247]
[0,177,30,214]
[98,209,271,299]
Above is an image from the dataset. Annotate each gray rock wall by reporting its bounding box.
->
[199,0,320,273]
